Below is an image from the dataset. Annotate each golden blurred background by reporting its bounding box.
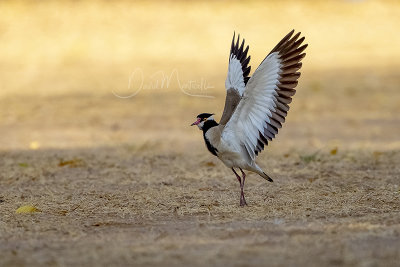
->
[0,0,399,152]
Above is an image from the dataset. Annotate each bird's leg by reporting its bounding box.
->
[239,168,247,206]
[232,168,241,184]
[231,168,245,206]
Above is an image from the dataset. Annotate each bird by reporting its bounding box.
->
[191,30,307,206]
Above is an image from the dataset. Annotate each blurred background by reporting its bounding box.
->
[0,0,399,153]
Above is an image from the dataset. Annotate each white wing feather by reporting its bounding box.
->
[221,52,282,160]
[225,55,246,96]
[219,33,252,126]
[220,30,307,161]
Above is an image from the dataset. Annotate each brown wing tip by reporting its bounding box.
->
[269,30,307,56]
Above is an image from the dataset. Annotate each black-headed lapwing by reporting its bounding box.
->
[191,30,307,206]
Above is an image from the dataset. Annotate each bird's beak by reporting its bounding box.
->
[191,118,201,126]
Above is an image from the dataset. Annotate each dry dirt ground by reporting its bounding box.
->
[1,1,400,266]
[1,146,400,267]
[1,74,400,266]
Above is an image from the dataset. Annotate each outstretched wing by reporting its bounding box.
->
[221,30,307,161]
[219,33,251,125]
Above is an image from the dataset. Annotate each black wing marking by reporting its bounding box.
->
[230,32,251,85]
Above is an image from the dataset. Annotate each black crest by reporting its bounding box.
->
[197,113,214,119]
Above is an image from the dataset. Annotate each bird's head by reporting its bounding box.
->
[191,113,215,130]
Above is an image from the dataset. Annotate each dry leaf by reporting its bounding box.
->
[16,205,41,214]
[330,147,338,155]
[58,159,84,168]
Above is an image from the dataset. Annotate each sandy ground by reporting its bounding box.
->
[1,75,400,266]
[1,1,400,266]
[1,147,400,266]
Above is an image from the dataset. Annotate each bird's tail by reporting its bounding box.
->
[254,164,274,182]
[261,172,274,182]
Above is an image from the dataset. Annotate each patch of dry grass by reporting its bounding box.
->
[1,148,400,266]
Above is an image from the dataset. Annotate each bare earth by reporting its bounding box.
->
[1,74,400,266]
[1,146,400,266]
[1,1,400,266]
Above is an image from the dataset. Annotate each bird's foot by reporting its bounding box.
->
[239,194,247,207]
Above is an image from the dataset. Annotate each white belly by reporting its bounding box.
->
[216,140,252,169]
[205,125,254,170]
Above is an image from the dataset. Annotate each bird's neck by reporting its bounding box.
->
[202,120,219,134]
[202,120,219,156]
